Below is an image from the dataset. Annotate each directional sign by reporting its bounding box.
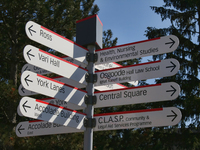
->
[94,82,180,108]
[19,97,86,130]
[21,71,86,108]
[95,35,179,64]
[23,45,87,85]
[94,107,181,131]
[17,97,83,117]
[18,76,128,97]
[95,58,180,86]
[16,120,83,137]
[25,21,88,65]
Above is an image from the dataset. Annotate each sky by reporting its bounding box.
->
[94,0,171,84]
[94,0,170,46]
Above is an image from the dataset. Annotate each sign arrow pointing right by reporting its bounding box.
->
[165,37,175,48]
[166,61,176,72]
[167,110,178,122]
[166,85,177,96]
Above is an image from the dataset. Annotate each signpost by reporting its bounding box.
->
[94,107,181,131]
[21,70,87,108]
[19,97,86,130]
[16,16,182,150]
[95,35,179,65]
[23,45,87,85]
[25,21,88,65]
[16,120,83,137]
[95,58,180,86]
[94,82,180,108]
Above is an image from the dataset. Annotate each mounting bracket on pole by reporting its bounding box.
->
[85,73,97,83]
[84,118,96,128]
[86,52,98,63]
[84,95,97,105]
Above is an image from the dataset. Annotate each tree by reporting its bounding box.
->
[143,0,200,149]
[0,0,99,149]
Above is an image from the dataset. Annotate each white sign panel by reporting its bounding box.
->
[94,107,182,131]
[94,82,180,108]
[19,97,86,130]
[95,58,180,86]
[95,35,179,64]
[25,21,88,65]
[23,45,87,85]
[16,120,83,137]
[21,71,86,108]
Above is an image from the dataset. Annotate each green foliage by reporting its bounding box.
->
[0,0,99,149]
[144,0,200,149]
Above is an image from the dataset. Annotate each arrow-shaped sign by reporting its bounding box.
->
[95,35,179,65]
[19,97,86,130]
[21,71,87,108]
[95,58,180,86]
[25,21,88,65]
[94,82,180,108]
[94,107,182,131]
[23,45,87,85]
[16,120,83,137]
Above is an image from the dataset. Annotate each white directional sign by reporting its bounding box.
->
[95,35,179,64]
[21,71,86,108]
[95,58,180,86]
[18,75,128,97]
[94,82,180,108]
[25,21,88,65]
[16,120,83,137]
[19,97,86,130]
[23,45,87,85]
[94,107,181,131]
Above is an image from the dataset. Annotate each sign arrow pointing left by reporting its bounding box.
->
[17,125,25,134]
[24,74,33,86]
[28,25,36,36]
[22,100,31,112]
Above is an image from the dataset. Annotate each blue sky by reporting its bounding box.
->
[94,0,171,46]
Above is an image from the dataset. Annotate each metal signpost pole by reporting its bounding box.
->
[84,45,96,150]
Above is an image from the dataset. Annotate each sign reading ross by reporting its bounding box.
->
[25,21,88,65]
[23,45,87,85]
[16,120,83,137]
[94,107,181,131]
[19,97,86,130]
[95,59,180,86]
[94,82,180,108]
[21,71,86,108]
[95,35,179,64]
